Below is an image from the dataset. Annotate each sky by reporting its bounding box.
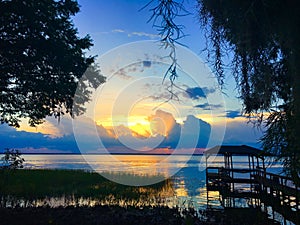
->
[0,0,264,154]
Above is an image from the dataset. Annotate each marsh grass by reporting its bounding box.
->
[0,169,174,208]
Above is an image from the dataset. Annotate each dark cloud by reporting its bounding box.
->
[143,61,151,67]
[181,115,211,148]
[221,120,263,148]
[114,68,133,80]
[114,61,149,80]
[194,103,223,110]
[186,87,205,99]
[148,92,173,101]
[226,110,242,119]
[143,82,183,101]
[185,87,216,100]
[0,124,79,153]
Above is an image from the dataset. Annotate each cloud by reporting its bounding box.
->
[98,29,159,39]
[148,110,211,149]
[0,123,79,153]
[180,115,211,148]
[194,103,223,110]
[114,68,133,80]
[0,110,213,153]
[143,61,151,67]
[148,93,172,101]
[185,87,215,100]
[148,109,178,137]
[112,29,126,33]
[143,82,188,102]
[113,61,154,80]
[222,120,263,148]
[226,110,242,119]
[128,31,160,39]
[185,87,205,99]
[0,109,263,154]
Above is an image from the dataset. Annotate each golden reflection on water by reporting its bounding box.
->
[23,154,200,179]
[174,180,188,197]
[114,155,162,174]
[206,190,222,207]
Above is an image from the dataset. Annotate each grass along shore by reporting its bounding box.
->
[0,169,173,208]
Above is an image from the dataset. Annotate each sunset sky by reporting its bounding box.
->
[0,0,263,154]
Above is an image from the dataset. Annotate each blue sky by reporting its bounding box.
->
[0,0,264,154]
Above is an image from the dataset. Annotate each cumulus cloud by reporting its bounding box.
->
[179,115,211,148]
[147,110,211,149]
[0,107,264,154]
[147,110,181,148]
[222,120,263,148]
[148,110,176,136]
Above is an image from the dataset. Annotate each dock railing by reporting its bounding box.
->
[204,144,299,223]
[255,168,299,191]
[206,166,299,222]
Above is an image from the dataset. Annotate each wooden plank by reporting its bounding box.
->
[222,168,257,173]
[222,177,258,184]
[207,172,220,178]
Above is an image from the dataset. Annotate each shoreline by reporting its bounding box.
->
[1,152,204,156]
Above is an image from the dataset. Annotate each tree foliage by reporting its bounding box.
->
[144,0,189,101]
[198,0,300,182]
[1,148,24,169]
[0,0,105,127]
[148,0,300,181]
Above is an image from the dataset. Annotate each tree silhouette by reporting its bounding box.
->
[0,0,105,127]
[1,148,24,169]
[147,0,300,181]
[198,0,300,182]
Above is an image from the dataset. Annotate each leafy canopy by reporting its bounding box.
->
[0,0,105,127]
[147,0,300,180]
[198,0,300,180]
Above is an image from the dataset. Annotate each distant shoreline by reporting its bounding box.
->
[4,152,204,156]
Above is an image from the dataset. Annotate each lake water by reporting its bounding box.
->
[20,154,283,210]
[2,153,293,224]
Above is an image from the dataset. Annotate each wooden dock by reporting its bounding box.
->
[205,145,300,224]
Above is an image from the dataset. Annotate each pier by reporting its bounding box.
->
[205,145,300,224]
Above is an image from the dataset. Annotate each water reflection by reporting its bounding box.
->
[3,154,283,211]
[22,154,205,177]
[1,155,212,210]
[21,154,281,201]
[174,180,188,197]
[0,172,175,209]
[1,154,293,224]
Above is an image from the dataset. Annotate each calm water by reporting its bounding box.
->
[22,154,282,173]
[2,154,292,224]
[22,154,209,209]
[19,154,283,210]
